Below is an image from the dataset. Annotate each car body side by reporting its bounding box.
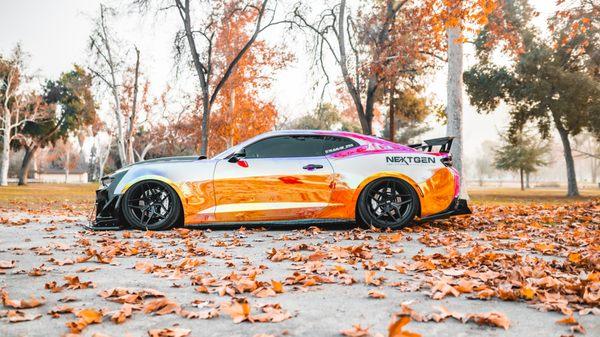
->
[101,131,459,226]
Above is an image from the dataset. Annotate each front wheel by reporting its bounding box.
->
[357,178,419,229]
[121,180,182,230]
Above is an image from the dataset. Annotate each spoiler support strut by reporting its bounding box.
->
[408,137,454,153]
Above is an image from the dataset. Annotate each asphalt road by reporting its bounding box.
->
[0,210,597,337]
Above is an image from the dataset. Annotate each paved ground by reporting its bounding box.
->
[0,207,598,337]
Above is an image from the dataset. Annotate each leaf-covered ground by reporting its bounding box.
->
[0,187,598,337]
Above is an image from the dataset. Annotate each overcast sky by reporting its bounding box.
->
[0,0,556,156]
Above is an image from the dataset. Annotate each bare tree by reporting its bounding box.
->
[134,0,287,155]
[127,47,141,164]
[293,0,411,135]
[89,4,143,166]
[0,46,40,186]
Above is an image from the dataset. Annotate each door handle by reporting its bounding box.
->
[302,164,324,170]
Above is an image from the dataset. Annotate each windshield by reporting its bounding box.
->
[211,133,267,160]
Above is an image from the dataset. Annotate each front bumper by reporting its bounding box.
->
[84,188,122,230]
[418,198,472,223]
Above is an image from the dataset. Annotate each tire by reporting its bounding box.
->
[357,177,419,229]
[121,180,182,230]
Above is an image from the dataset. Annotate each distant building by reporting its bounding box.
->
[35,169,89,184]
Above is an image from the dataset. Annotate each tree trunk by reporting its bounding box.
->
[228,87,235,149]
[526,171,530,189]
[65,150,70,184]
[0,111,10,186]
[519,167,524,191]
[99,4,127,167]
[446,25,468,199]
[591,156,598,184]
[556,125,580,196]
[18,145,37,186]
[127,47,141,164]
[389,86,395,142]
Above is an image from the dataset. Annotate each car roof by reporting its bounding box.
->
[212,129,415,160]
[257,129,378,143]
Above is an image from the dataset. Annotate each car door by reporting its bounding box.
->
[212,135,334,222]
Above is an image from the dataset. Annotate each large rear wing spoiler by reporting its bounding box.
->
[408,137,454,153]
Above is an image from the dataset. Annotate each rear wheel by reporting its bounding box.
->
[121,180,181,230]
[357,178,418,229]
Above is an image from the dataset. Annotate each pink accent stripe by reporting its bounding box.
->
[314,130,416,152]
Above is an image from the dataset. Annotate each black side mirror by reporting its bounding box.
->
[228,149,246,163]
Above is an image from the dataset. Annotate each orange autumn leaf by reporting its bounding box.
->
[567,252,582,264]
[389,316,421,337]
[7,310,42,323]
[368,289,386,299]
[111,303,134,324]
[519,286,536,300]
[1,289,45,309]
[66,308,103,333]
[271,280,284,293]
[556,315,578,325]
[466,312,510,330]
[0,260,15,269]
[148,328,191,337]
[221,298,251,323]
[143,298,181,316]
[340,324,371,337]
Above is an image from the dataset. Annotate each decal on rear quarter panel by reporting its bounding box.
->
[385,156,436,165]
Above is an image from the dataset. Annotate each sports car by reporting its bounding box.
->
[92,130,470,230]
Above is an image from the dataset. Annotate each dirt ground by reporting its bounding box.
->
[0,185,598,337]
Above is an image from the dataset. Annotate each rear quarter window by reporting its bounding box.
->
[322,136,358,154]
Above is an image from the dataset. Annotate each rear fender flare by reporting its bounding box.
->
[352,172,424,218]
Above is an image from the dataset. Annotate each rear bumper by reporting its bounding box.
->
[418,198,472,223]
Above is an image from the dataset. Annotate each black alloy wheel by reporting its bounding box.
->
[357,178,418,229]
[121,180,182,230]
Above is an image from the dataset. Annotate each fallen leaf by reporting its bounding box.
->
[0,260,15,269]
[340,324,371,337]
[111,303,134,324]
[148,328,191,337]
[1,289,45,309]
[221,298,251,323]
[389,315,421,337]
[368,289,386,299]
[466,312,510,330]
[7,310,42,322]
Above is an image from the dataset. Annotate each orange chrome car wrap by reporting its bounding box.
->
[169,167,455,224]
[417,167,456,216]
[211,173,334,222]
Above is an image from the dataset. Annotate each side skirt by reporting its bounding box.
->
[185,218,354,228]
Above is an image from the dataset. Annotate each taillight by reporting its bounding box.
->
[441,155,453,167]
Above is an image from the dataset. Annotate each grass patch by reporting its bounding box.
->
[468,187,600,205]
[0,183,97,209]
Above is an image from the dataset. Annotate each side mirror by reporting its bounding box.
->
[228,148,246,163]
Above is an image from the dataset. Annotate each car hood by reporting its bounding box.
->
[126,156,202,167]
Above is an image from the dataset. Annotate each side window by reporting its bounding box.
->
[322,136,358,154]
[244,136,325,158]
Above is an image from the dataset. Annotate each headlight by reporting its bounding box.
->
[100,170,128,188]
[100,175,114,187]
